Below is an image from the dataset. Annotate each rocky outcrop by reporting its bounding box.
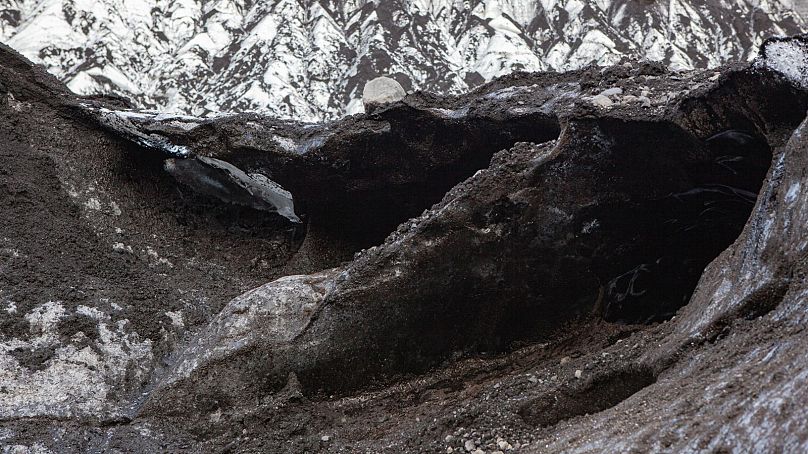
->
[534,38,808,452]
[3,35,808,452]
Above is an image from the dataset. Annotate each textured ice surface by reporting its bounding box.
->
[164,156,301,223]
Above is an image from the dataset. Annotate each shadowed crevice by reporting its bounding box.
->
[517,366,657,427]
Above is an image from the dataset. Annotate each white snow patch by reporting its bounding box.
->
[0,427,13,440]
[761,39,808,88]
[112,243,133,254]
[0,248,22,259]
[165,311,184,328]
[24,301,66,335]
[146,246,173,268]
[272,136,298,152]
[345,98,365,116]
[785,182,801,205]
[0,303,153,419]
[2,443,53,454]
[484,85,534,100]
[599,87,624,97]
[2,0,803,122]
[84,197,102,211]
[590,94,614,108]
[428,106,470,119]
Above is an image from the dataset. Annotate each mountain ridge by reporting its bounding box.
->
[1,0,804,121]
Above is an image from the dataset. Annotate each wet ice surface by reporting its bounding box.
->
[93,107,194,157]
[83,105,302,222]
[164,156,300,223]
[294,135,328,154]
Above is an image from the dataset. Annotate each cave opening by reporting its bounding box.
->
[518,366,658,427]
[598,128,773,324]
[284,108,563,272]
[589,68,808,325]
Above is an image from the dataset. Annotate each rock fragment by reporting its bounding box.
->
[590,94,614,108]
[599,87,624,97]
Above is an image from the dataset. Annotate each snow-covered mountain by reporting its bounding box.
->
[1,0,804,121]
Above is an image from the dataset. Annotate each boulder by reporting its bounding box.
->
[591,94,614,108]
[362,76,406,110]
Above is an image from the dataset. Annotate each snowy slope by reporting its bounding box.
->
[1,0,804,121]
